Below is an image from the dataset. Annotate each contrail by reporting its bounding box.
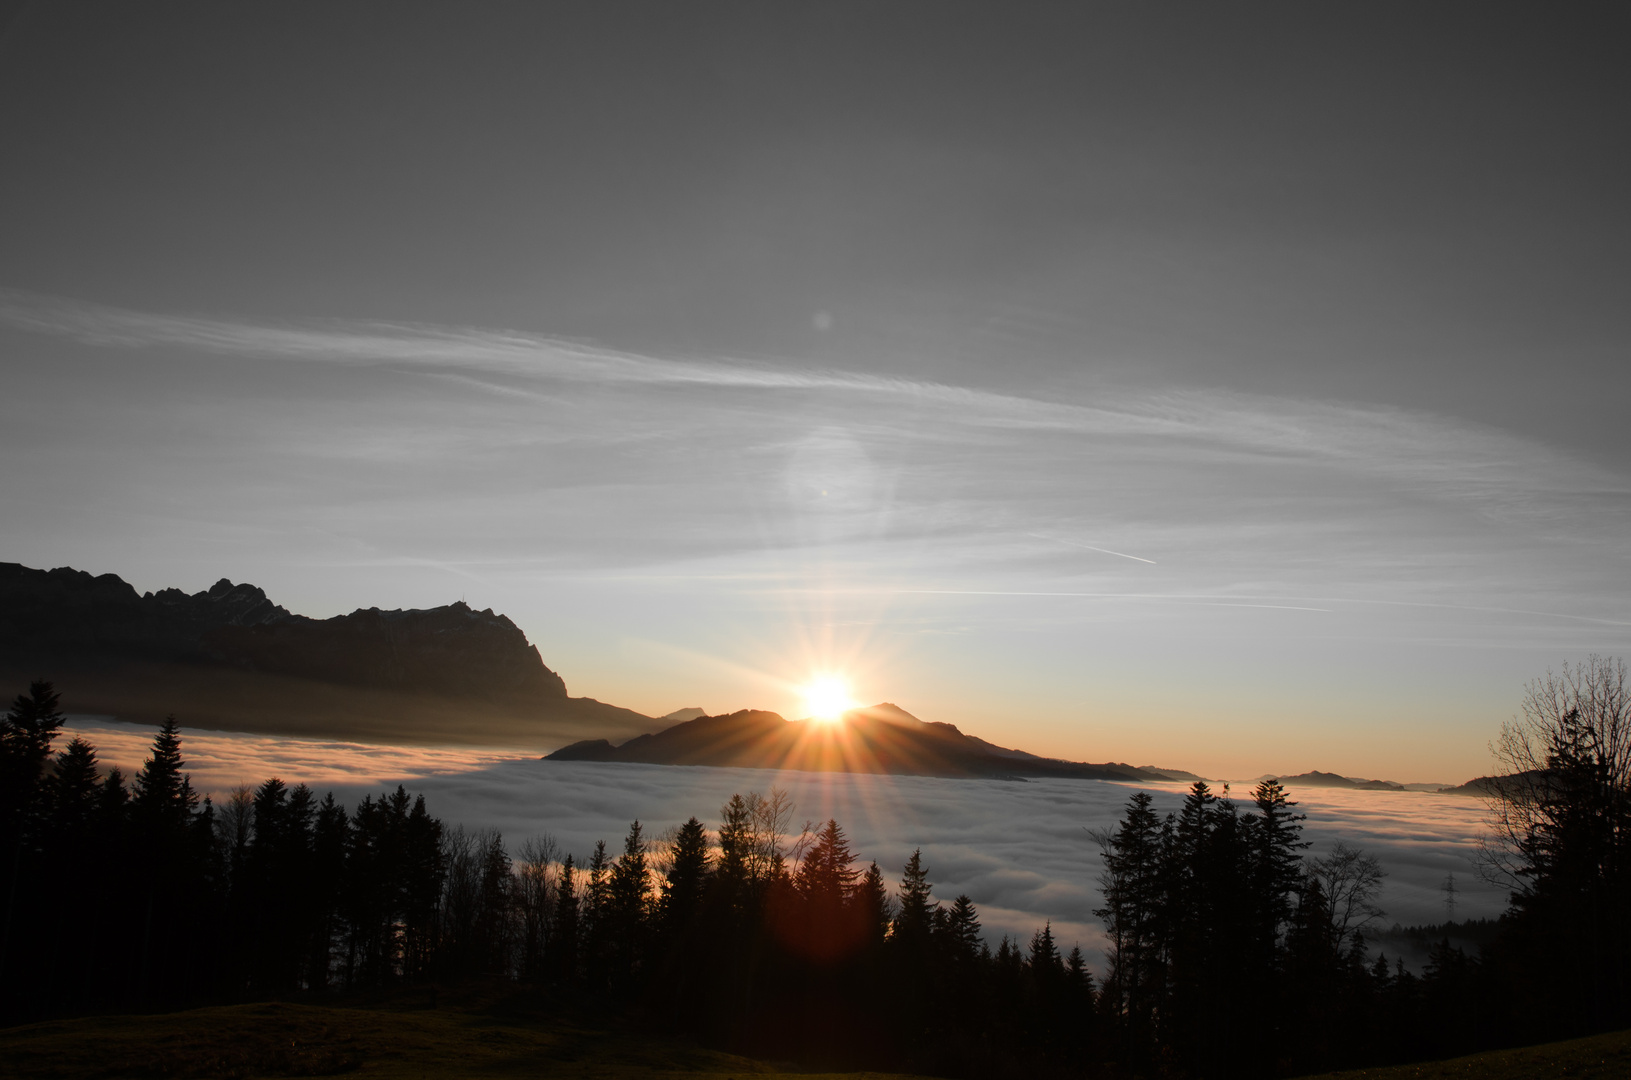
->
[902,589,1328,612]
[1029,533,1157,564]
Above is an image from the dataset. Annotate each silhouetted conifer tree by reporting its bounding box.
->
[945,894,982,963]
[1028,921,1062,979]
[46,737,99,838]
[855,861,892,949]
[660,817,710,937]
[129,718,205,1005]
[795,819,859,905]
[38,736,101,1010]
[581,839,611,991]
[306,792,349,989]
[401,793,444,980]
[469,830,515,976]
[1094,789,1163,1060]
[549,854,580,983]
[893,848,936,945]
[1247,779,1308,950]
[605,821,650,990]
[0,680,66,997]
[0,680,65,810]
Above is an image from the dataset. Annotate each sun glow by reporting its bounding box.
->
[802,675,854,722]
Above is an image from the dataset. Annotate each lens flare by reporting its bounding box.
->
[803,675,853,721]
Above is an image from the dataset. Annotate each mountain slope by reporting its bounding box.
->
[0,562,652,748]
[1269,769,1406,791]
[548,702,1176,782]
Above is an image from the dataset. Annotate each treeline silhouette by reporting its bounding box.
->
[2,675,1628,1078]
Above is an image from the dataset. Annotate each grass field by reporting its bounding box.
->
[0,988,931,1080]
[7,992,1629,1080]
[1298,1027,1631,1080]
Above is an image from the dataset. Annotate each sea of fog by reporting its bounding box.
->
[65,718,1507,968]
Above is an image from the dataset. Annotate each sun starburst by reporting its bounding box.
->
[802,675,854,721]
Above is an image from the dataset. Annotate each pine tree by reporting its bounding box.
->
[946,894,983,962]
[400,794,443,979]
[0,680,65,788]
[0,680,66,864]
[660,817,710,937]
[581,839,611,990]
[1247,779,1308,944]
[130,718,205,1006]
[717,795,751,885]
[1028,922,1063,979]
[1062,944,1098,1067]
[306,792,349,990]
[795,818,860,907]
[893,848,937,944]
[1245,776,1310,1044]
[586,839,610,916]
[1093,790,1164,1054]
[133,717,197,830]
[342,793,395,985]
[244,778,319,992]
[37,735,102,1011]
[549,854,579,982]
[888,847,940,1054]
[606,821,649,989]
[608,822,648,917]
[46,738,101,841]
[856,861,892,950]
[475,831,515,976]
[99,766,129,823]
[1066,944,1094,995]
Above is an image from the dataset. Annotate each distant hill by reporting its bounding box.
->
[0,562,653,748]
[1141,765,1210,782]
[1268,770,1405,791]
[1437,770,1549,798]
[548,701,1181,782]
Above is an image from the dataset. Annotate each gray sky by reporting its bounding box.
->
[3,3,1628,779]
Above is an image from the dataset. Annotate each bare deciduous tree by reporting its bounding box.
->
[741,787,810,881]
[1308,841,1385,953]
[515,834,558,978]
[1479,655,1631,891]
[213,784,254,860]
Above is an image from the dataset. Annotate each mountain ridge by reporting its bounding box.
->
[0,561,653,747]
[546,701,1181,782]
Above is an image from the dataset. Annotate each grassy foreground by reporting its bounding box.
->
[9,994,1629,1080]
[0,989,932,1080]
[1298,1027,1631,1080]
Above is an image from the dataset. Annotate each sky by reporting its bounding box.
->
[3,4,1629,782]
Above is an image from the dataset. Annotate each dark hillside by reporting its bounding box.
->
[0,993,936,1080]
[549,701,1175,781]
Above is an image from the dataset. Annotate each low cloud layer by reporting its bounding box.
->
[74,719,1505,968]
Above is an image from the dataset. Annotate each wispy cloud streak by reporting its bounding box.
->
[6,287,1623,501]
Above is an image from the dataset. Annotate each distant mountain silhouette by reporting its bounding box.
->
[547,701,1180,781]
[1265,770,1405,791]
[1141,765,1209,782]
[1436,769,1550,798]
[0,562,653,747]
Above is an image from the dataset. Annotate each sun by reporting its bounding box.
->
[802,675,854,722]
